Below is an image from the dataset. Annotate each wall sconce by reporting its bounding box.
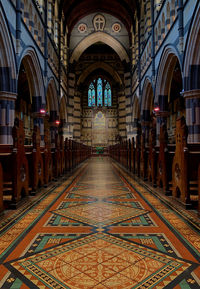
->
[39,109,46,115]
[153,105,160,113]
[55,120,60,125]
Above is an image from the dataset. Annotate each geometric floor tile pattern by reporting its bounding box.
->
[4,233,197,289]
[51,202,150,227]
[0,157,200,289]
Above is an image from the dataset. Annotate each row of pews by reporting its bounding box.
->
[0,119,91,212]
[109,117,200,215]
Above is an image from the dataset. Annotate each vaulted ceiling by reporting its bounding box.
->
[60,0,139,36]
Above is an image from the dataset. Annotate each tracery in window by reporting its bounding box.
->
[104,82,112,106]
[88,78,112,107]
[88,82,96,107]
[97,78,103,106]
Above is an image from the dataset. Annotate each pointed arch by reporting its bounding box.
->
[70,32,129,63]
[60,96,67,122]
[183,2,200,90]
[18,47,45,103]
[155,45,182,104]
[141,77,154,112]
[0,5,17,92]
[77,62,122,86]
[46,78,59,114]
[132,94,140,122]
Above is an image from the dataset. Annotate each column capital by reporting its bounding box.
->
[183,89,200,99]
[0,91,17,100]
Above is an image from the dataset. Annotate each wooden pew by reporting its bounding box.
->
[0,119,29,206]
[172,116,200,208]
[12,119,29,203]
[65,138,70,171]
[127,139,131,171]
[130,137,135,173]
[69,139,73,170]
[198,164,200,216]
[140,133,147,180]
[32,126,44,191]
[125,140,128,169]
[43,128,52,185]
[172,117,189,206]
[157,124,175,194]
[25,125,44,192]
[73,141,77,168]
[60,134,65,174]
[53,133,61,178]
[135,133,141,177]
[147,128,157,186]
[0,163,3,212]
[70,138,73,169]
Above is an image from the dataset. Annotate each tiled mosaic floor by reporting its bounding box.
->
[0,157,200,289]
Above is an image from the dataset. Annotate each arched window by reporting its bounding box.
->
[104,82,112,106]
[88,82,95,107]
[97,78,103,106]
[88,78,112,107]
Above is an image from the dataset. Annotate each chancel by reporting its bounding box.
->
[0,0,200,288]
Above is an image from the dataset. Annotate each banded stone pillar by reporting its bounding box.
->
[62,122,70,140]
[124,71,131,139]
[54,19,59,46]
[32,96,44,145]
[73,90,81,141]
[49,110,58,148]
[142,109,151,145]
[118,87,126,140]
[145,0,151,37]
[68,72,75,139]
[47,0,53,35]
[131,118,139,140]
[155,95,168,145]
[184,90,200,143]
[0,92,16,144]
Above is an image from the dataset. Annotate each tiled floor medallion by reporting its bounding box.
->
[5,233,196,289]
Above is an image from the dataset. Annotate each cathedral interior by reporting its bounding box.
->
[0,0,200,288]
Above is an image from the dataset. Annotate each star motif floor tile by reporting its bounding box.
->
[51,202,150,227]
[70,189,130,198]
[5,233,197,289]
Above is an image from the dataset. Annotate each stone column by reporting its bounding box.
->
[47,0,53,35]
[131,118,139,140]
[184,89,200,143]
[0,92,16,144]
[141,109,151,145]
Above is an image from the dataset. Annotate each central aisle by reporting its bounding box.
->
[0,157,200,289]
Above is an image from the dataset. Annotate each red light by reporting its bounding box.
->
[154,106,160,112]
[55,120,60,125]
[40,109,46,114]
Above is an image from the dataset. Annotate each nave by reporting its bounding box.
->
[0,157,199,289]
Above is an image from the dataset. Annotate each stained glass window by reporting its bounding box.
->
[88,82,95,107]
[92,88,95,106]
[88,88,92,106]
[88,78,112,107]
[104,89,108,106]
[97,78,103,106]
[108,88,112,106]
[104,82,112,106]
